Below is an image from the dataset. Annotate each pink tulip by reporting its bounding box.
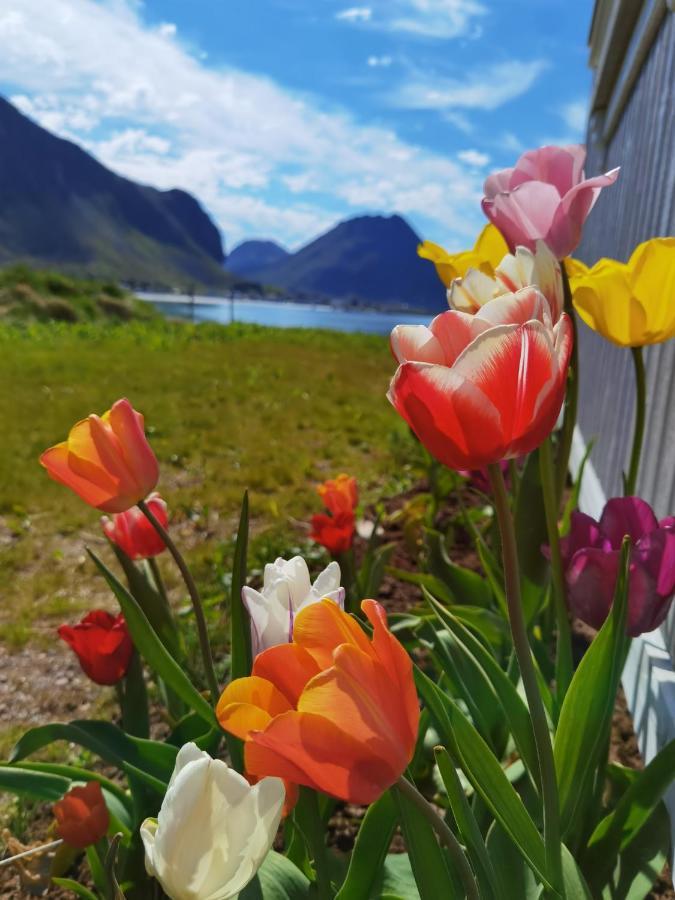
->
[388,287,572,470]
[559,498,675,636]
[482,145,619,260]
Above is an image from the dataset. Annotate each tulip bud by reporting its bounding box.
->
[141,743,285,900]
[102,492,168,559]
[58,611,133,685]
[53,782,109,849]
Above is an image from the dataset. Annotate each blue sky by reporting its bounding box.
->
[0,0,594,252]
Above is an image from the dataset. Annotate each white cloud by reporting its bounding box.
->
[335,7,372,22]
[559,99,587,136]
[158,22,176,39]
[0,0,488,248]
[457,149,490,167]
[367,55,393,67]
[390,59,549,112]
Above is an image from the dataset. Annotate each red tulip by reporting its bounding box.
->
[40,398,159,513]
[58,611,133,685]
[217,599,419,805]
[317,474,358,515]
[310,511,355,555]
[482,144,619,259]
[102,492,168,559]
[53,781,110,849]
[388,289,573,470]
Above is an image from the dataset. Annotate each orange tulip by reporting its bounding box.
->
[40,398,159,513]
[317,474,358,515]
[53,782,110,849]
[217,599,419,805]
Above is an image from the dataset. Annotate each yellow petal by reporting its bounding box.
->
[418,225,508,287]
[628,237,675,343]
[473,224,509,270]
[572,262,634,346]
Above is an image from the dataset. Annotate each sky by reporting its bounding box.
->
[0,0,594,253]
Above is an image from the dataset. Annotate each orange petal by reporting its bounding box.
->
[40,443,118,509]
[293,599,371,669]
[106,399,159,498]
[246,710,399,804]
[252,644,321,707]
[216,676,292,739]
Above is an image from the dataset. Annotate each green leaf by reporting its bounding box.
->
[425,594,539,786]
[560,845,592,899]
[0,765,70,801]
[514,449,549,623]
[88,548,216,726]
[119,650,150,739]
[393,784,463,899]
[560,439,595,537]
[554,539,630,839]
[475,540,507,617]
[229,490,251,680]
[424,529,493,608]
[376,854,421,900]
[600,802,670,899]
[0,761,129,807]
[335,791,398,900]
[485,822,539,899]
[434,747,502,900]
[10,720,177,784]
[239,850,311,899]
[51,879,99,900]
[414,667,550,888]
[585,739,675,891]
[359,541,396,599]
[386,567,454,605]
[442,606,509,650]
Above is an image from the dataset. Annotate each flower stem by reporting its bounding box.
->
[395,776,480,900]
[555,262,579,504]
[138,500,220,704]
[625,346,646,496]
[488,464,563,895]
[539,438,573,705]
[295,788,333,899]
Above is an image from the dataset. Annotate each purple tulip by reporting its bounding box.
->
[560,497,675,636]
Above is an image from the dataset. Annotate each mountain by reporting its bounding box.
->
[240,214,445,311]
[226,239,289,276]
[0,96,229,288]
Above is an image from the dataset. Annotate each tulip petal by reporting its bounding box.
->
[559,510,609,567]
[599,497,659,548]
[293,598,371,669]
[106,398,159,497]
[429,310,491,365]
[216,676,292,740]
[252,644,321,706]
[566,548,618,631]
[390,325,445,365]
[477,287,550,328]
[629,237,675,342]
[551,167,620,259]
[40,443,118,509]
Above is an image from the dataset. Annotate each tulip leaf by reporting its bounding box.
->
[414,667,550,888]
[425,593,539,787]
[229,490,251,680]
[376,853,422,900]
[554,539,630,839]
[434,747,503,900]
[386,567,454,605]
[1,761,130,807]
[598,802,669,900]
[584,739,675,892]
[514,448,549,624]
[485,822,539,899]
[88,548,216,726]
[239,850,311,899]
[0,765,71,801]
[51,880,99,900]
[9,720,177,783]
[393,784,464,899]
[334,791,398,900]
[424,529,493,608]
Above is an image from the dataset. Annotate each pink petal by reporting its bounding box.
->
[566,548,618,631]
[548,167,621,258]
[429,310,490,366]
[483,181,561,253]
[559,511,608,567]
[511,145,587,196]
[477,287,550,328]
[483,167,515,200]
[390,325,445,365]
[599,497,659,548]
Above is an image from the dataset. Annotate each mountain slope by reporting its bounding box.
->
[0,96,229,288]
[226,239,289,276]
[245,214,445,311]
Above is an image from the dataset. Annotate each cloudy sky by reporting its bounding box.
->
[0,0,593,253]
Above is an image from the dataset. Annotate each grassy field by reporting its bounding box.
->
[0,318,419,649]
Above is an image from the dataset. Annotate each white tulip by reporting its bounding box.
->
[242,556,344,656]
[141,743,284,900]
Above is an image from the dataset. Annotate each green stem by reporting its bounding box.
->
[395,777,480,899]
[539,438,573,705]
[295,788,333,899]
[555,263,579,505]
[488,464,563,896]
[138,500,220,704]
[338,548,358,616]
[625,346,646,496]
[148,556,170,608]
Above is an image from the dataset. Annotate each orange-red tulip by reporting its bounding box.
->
[53,781,110,849]
[102,492,168,559]
[40,398,158,513]
[217,599,419,805]
[310,510,355,555]
[317,474,358,515]
[58,610,134,686]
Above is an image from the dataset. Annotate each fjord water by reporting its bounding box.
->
[139,293,430,335]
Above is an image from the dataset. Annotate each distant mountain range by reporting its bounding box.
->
[0,96,229,288]
[225,214,445,311]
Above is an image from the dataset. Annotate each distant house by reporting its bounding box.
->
[573,0,674,847]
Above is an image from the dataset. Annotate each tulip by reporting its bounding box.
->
[40,398,159,513]
[101,492,168,560]
[317,473,358,515]
[388,289,573,470]
[58,610,133,685]
[141,743,285,900]
[449,241,564,323]
[53,782,109,849]
[310,510,355,555]
[418,223,509,287]
[217,599,419,805]
[482,145,619,259]
[571,237,675,347]
[559,497,675,636]
[243,556,344,656]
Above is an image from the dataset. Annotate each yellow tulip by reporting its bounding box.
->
[571,237,675,347]
[418,224,509,287]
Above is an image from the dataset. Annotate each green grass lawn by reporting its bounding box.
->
[0,319,418,648]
